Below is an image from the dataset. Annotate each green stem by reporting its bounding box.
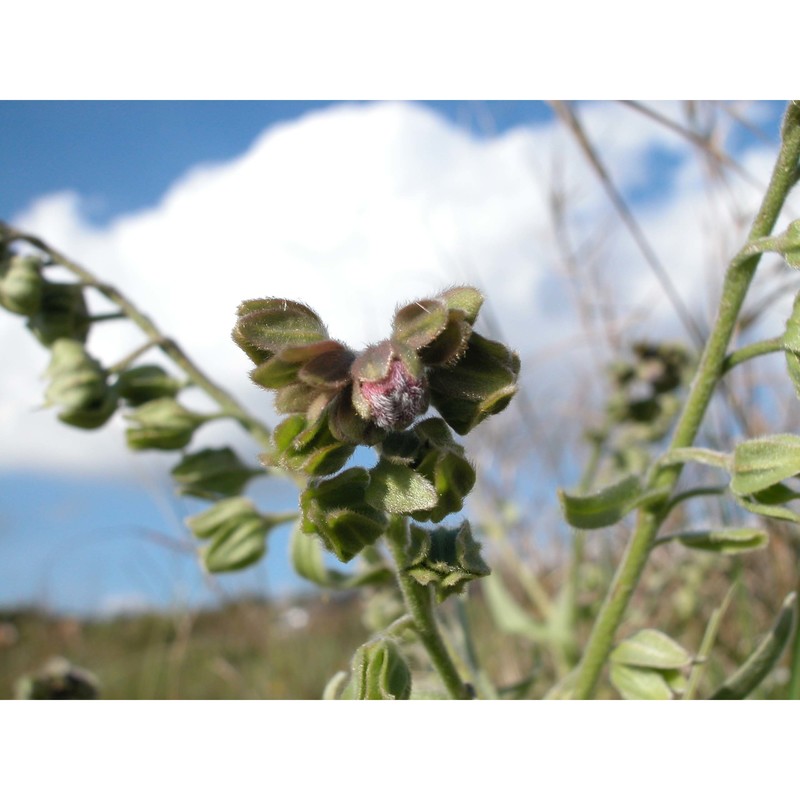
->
[0,222,274,452]
[683,583,736,700]
[571,101,800,700]
[721,336,785,374]
[385,517,473,699]
[788,582,800,698]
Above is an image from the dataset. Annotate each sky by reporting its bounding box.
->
[0,99,794,616]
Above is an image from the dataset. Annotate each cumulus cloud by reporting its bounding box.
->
[2,101,787,476]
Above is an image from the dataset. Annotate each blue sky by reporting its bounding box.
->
[0,100,791,616]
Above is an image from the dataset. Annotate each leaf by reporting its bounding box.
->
[611,629,691,670]
[609,663,673,700]
[558,474,642,529]
[673,527,768,555]
[366,459,438,515]
[482,572,555,643]
[733,495,800,525]
[710,592,797,700]
[730,434,800,496]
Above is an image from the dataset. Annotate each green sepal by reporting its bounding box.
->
[391,298,449,350]
[710,592,796,700]
[26,281,90,345]
[0,254,43,316]
[232,297,328,362]
[297,344,355,388]
[124,397,207,450]
[351,637,412,700]
[730,434,800,496]
[558,474,643,529]
[418,311,472,367]
[202,516,270,573]
[289,524,392,589]
[610,629,691,670]
[300,468,387,562]
[250,355,302,389]
[351,340,394,383]
[185,496,254,539]
[44,339,117,430]
[171,447,262,499]
[271,413,355,476]
[438,285,484,324]
[428,332,519,434]
[405,520,490,601]
[671,527,768,555]
[327,390,385,445]
[116,364,183,406]
[365,458,438,515]
[609,663,674,700]
[186,496,289,573]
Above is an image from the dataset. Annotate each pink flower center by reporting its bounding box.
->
[359,359,429,430]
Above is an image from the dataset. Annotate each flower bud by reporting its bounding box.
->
[116,364,183,406]
[26,281,90,346]
[16,657,99,700]
[44,339,117,429]
[301,468,387,562]
[0,254,43,316]
[351,637,412,700]
[352,342,429,431]
[125,397,208,450]
[186,497,283,573]
[171,447,262,499]
[405,520,490,601]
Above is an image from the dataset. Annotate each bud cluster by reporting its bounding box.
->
[232,286,519,584]
[1,242,268,572]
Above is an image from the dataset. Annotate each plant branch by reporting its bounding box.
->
[385,517,473,699]
[571,101,800,699]
[0,221,274,452]
[721,336,785,374]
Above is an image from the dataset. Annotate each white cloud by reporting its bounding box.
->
[1,101,787,476]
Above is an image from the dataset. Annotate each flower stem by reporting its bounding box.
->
[386,517,473,699]
[571,101,800,699]
[0,222,274,452]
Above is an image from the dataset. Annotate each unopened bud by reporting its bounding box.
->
[0,255,43,316]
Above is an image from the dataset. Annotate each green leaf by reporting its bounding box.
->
[611,629,691,670]
[609,663,673,700]
[673,527,768,555]
[366,459,438,515]
[558,474,642,529]
[710,592,797,700]
[733,495,800,525]
[483,572,555,643]
[730,434,800,496]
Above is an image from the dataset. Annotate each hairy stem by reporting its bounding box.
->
[0,222,274,451]
[386,517,473,699]
[572,101,800,699]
